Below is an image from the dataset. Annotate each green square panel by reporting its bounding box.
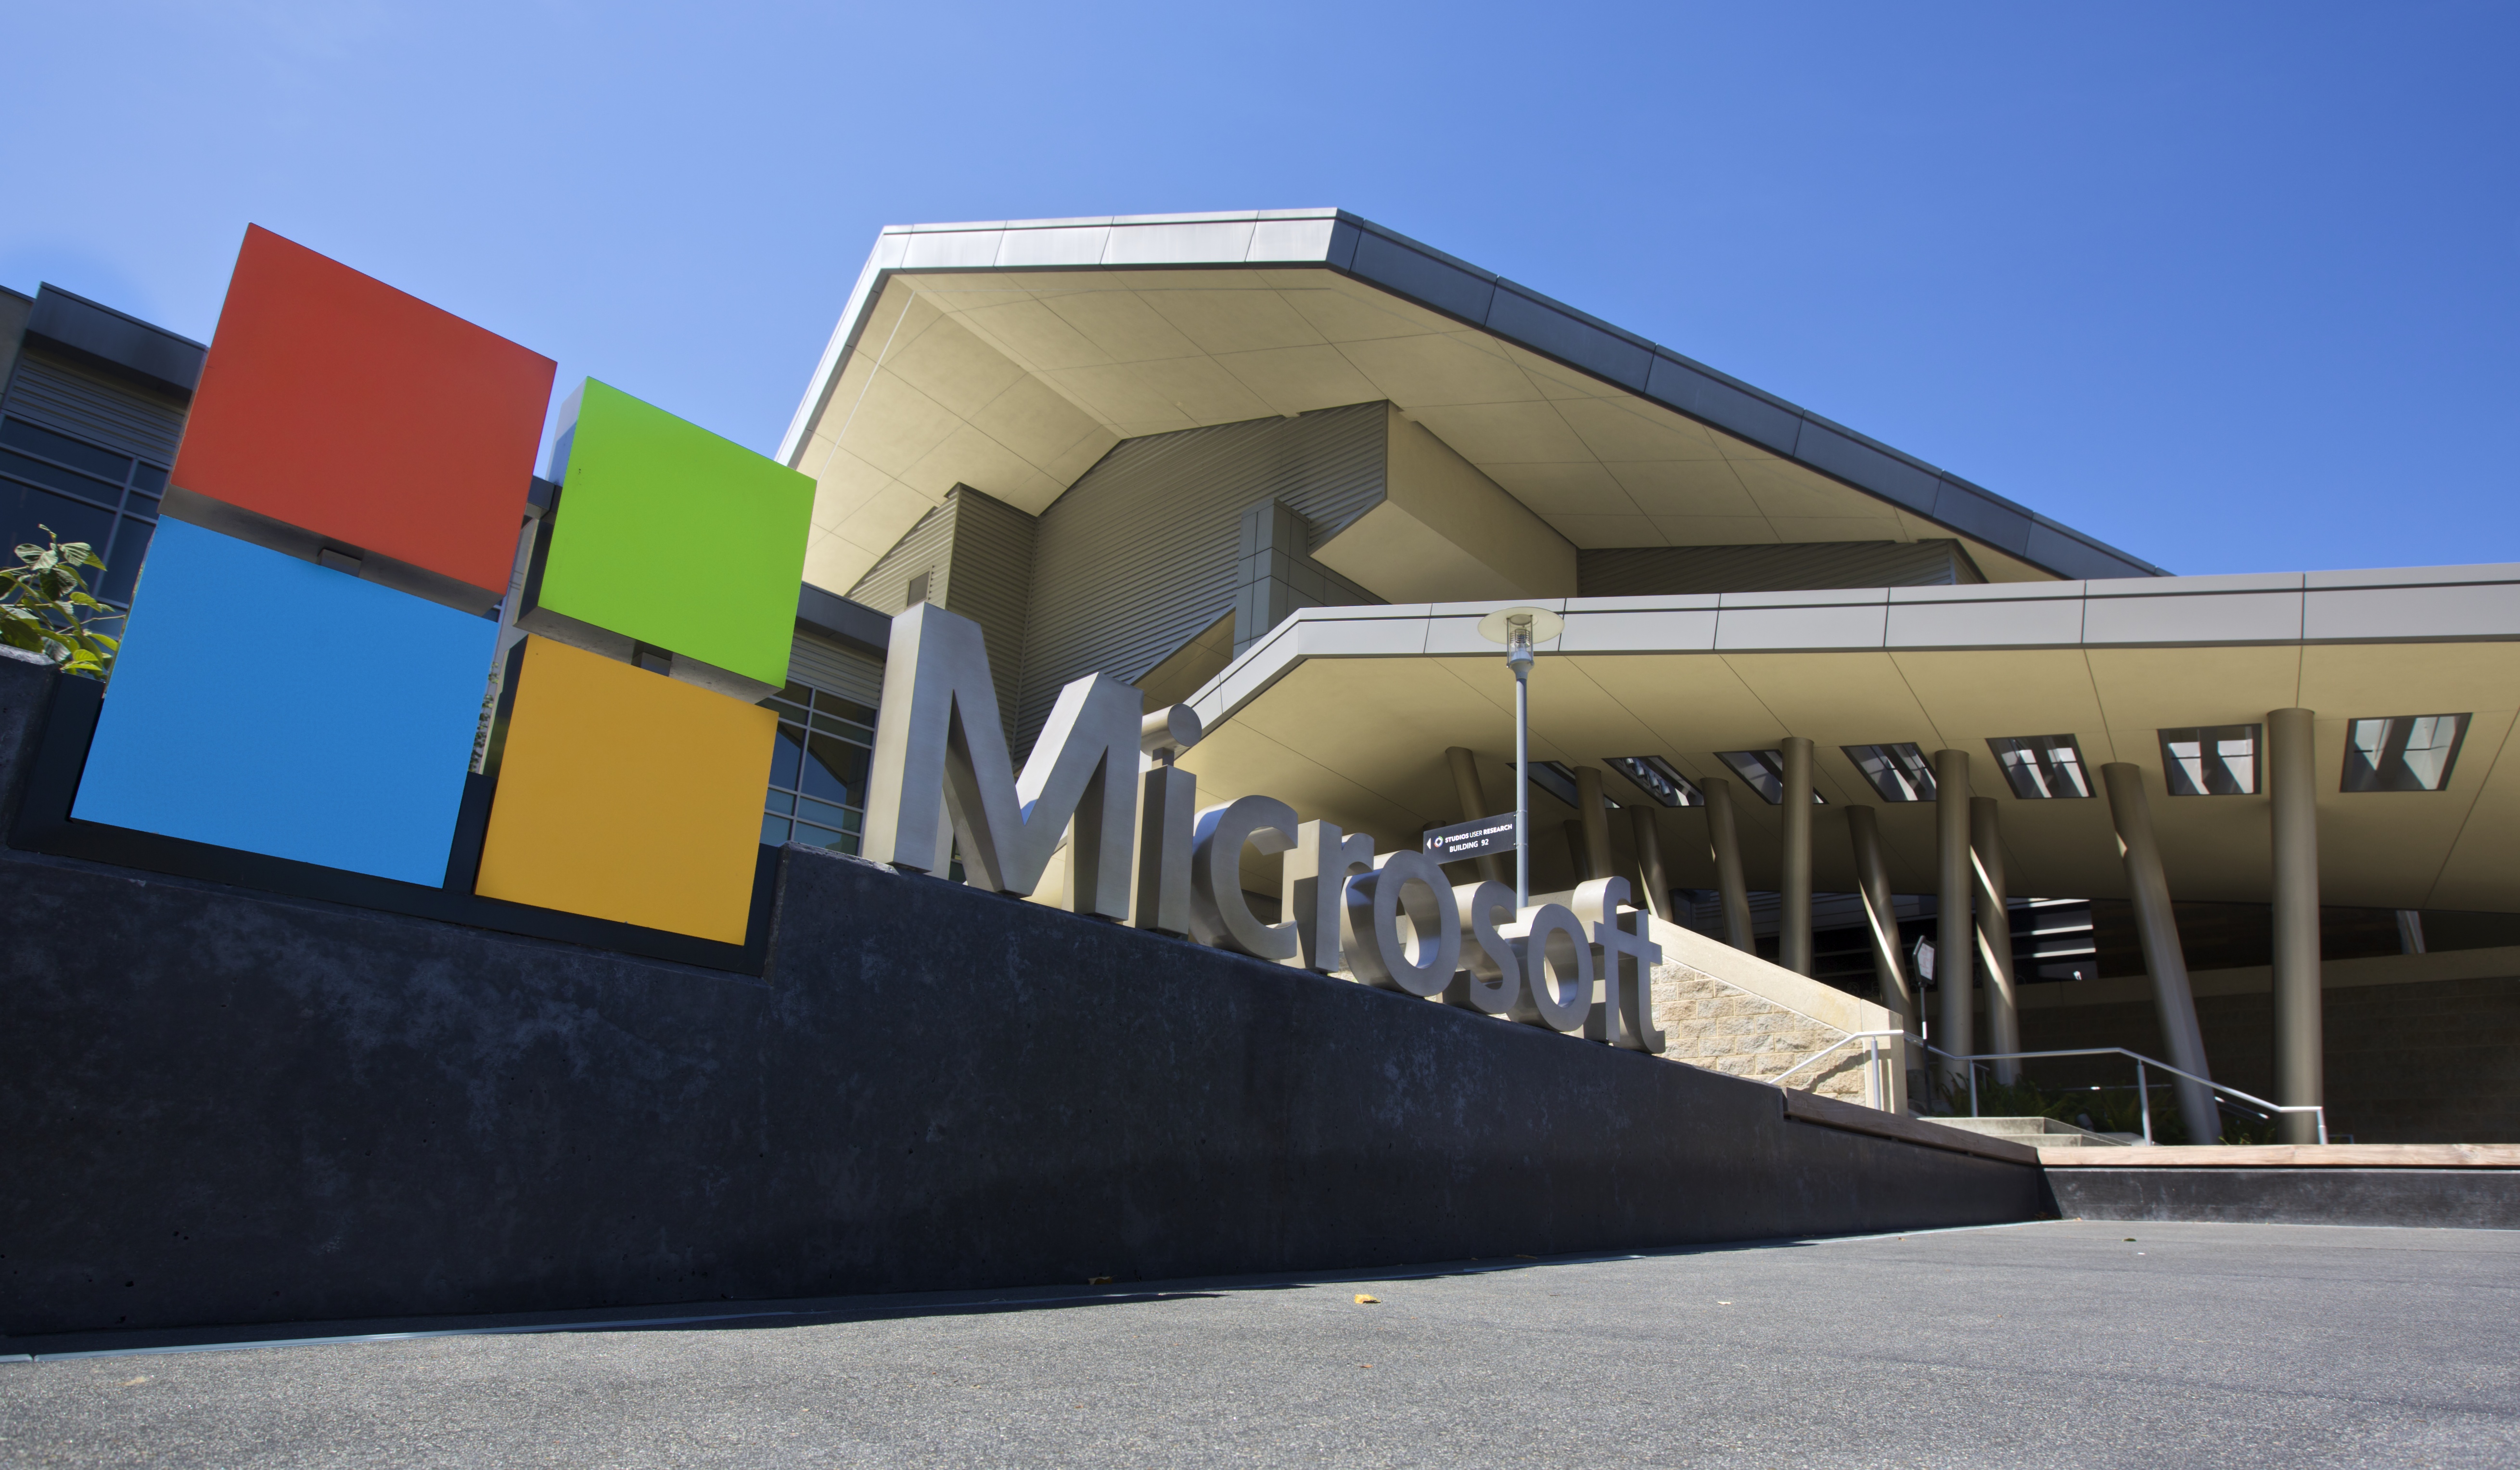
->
[524,380,813,693]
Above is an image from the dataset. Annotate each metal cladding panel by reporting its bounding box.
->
[846,500,957,616]
[1642,353,1804,454]
[1014,402,1387,749]
[0,352,187,465]
[2025,520,2157,581]
[1347,231,1496,323]
[1484,285,1652,391]
[1577,541,1972,597]
[788,631,884,710]
[25,284,205,399]
[1791,422,1941,515]
[943,486,1039,733]
[1928,480,2035,557]
[0,289,29,392]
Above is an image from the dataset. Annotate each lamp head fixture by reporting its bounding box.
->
[1476,605,1563,676]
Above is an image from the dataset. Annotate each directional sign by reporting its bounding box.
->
[1424,813,1518,862]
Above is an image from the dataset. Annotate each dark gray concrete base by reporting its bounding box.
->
[2049,1167,2519,1227]
[0,658,2040,1341]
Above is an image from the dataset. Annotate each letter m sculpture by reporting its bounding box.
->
[860,602,1142,918]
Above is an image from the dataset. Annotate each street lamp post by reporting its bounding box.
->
[1477,605,1565,909]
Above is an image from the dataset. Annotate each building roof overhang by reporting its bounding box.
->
[780,210,2165,597]
[1172,563,2520,914]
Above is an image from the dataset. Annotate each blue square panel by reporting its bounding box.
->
[73,518,499,885]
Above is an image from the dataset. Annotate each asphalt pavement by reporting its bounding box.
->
[3,1219,2515,1468]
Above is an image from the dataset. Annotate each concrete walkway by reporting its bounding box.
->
[3,1220,2514,1468]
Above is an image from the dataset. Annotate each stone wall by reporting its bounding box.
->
[1653,966,1876,1105]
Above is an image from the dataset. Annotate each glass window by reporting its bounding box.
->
[1525,760,1614,809]
[1604,754,1702,808]
[0,416,135,483]
[2158,724,2261,796]
[2342,714,2470,792]
[98,517,153,605]
[1841,743,1936,802]
[0,417,166,609]
[0,446,123,501]
[757,678,877,854]
[1715,749,1827,805]
[2,481,117,559]
[1987,734,2093,799]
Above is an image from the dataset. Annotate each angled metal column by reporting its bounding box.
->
[1629,806,1673,922]
[1575,766,1614,886]
[1971,796,2021,1084]
[1778,736,1815,976]
[1844,805,1912,1021]
[1444,746,1506,885]
[2268,707,2324,1145]
[1845,803,1914,1115]
[1933,749,1975,1096]
[2101,761,2221,1144]
[1703,778,1754,952]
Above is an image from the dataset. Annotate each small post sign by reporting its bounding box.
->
[1424,813,1518,863]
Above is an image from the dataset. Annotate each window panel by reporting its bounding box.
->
[798,733,866,806]
[0,416,135,484]
[2,482,117,559]
[1604,754,1701,808]
[2158,724,2260,796]
[767,724,803,788]
[1986,734,2092,799]
[1841,742,1936,802]
[1714,749,1826,804]
[99,516,153,605]
[0,447,124,502]
[2341,713,2470,792]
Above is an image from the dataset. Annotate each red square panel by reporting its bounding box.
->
[170,226,556,598]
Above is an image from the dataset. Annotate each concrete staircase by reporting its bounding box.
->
[1931,1116,2134,1149]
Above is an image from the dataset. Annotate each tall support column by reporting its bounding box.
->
[1844,806,1911,1020]
[1561,820,1592,881]
[1845,804,1913,1115]
[1970,796,2021,1083]
[1575,766,1614,885]
[1704,778,1754,952]
[1444,746,1505,885]
[2101,761,2221,1144]
[1629,806,1674,921]
[1933,749,1975,1096]
[2268,707,2324,1144]
[1779,736,1815,976]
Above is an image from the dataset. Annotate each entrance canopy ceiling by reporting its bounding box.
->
[1173,567,2520,914]
[779,211,2165,597]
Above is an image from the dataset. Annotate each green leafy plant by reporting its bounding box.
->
[0,528,123,681]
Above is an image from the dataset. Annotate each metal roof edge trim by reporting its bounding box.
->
[783,211,2171,580]
[1187,578,2520,730]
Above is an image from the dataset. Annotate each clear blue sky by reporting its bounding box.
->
[6,2,2511,575]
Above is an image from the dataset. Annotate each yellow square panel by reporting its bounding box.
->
[477,637,776,943]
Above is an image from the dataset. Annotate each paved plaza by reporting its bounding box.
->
[3,1220,2515,1468]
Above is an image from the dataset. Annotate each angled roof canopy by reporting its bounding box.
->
[780,209,2165,596]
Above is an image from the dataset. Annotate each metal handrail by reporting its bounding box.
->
[1925,1044,2328,1146]
[1768,1030,1905,1111]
